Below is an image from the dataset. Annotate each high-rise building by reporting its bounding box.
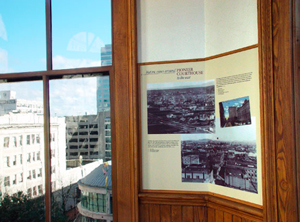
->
[65,111,110,162]
[101,44,112,66]
[104,117,111,161]
[96,76,110,113]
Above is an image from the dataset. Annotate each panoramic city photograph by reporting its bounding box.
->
[147,80,215,134]
[181,126,258,194]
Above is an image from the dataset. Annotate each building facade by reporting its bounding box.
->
[66,112,110,161]
[0,113,66,197]
[0,90,43,116]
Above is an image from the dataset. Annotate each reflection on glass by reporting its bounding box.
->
[49,75,112,220]
[0,1,46,73]
[0,81,46,220]
[52,0,112,69]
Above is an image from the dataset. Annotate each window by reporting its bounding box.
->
[20,154,23,164]
[4,176,10,187]
[13,137,17,147]
[13,175,17,185]
[38,168,42,177]
[0,0,114,219]
[38,185,43,195]
[27,188,32,198]
[5,156,10,167]
[19,173,23,183]
[13,155,16,166]
[36,134,40,144]
[32,134,35,144]
[19,135,23,146]
[27,135,30,145]
[4,137,9,148]
[33,186,37,196]
[27,153,31,163]
[27,171,32,180]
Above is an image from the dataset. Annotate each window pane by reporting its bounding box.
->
[49,75,112,219]
[0,82,46,220]
[0,1,46,73]
[52,0,112,69]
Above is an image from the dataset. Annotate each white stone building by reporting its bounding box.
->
[0,113,66,197]
[0,90,43,116]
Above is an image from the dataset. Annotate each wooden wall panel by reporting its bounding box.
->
[149,205,160,222]
[160,205,171,222]
[194,206,207,222]
[182,206,194,222]
[139,202,263,222]
[139,204,149,222]
[171,205,182,222]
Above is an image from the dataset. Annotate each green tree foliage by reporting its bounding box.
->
[0,191,70,222]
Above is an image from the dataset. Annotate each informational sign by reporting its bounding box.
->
[140,48,262,205]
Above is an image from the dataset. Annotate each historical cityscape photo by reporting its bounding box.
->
[181,135,257,193]
[219,96,251,128]
[147,80,215,134]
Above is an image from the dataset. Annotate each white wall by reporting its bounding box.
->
[137,0,258,63]
[204,0,258,57]
[137,0,205,63]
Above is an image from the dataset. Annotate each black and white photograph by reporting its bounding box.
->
[147,80,215,134]
[181,122,258,194]
[219,96,251,128]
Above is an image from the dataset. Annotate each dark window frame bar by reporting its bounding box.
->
[0,0,113,221]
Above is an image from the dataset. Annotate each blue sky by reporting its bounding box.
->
[0,0,111,72]
[0,1,111,116]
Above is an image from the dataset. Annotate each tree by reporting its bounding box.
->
[0,191,70,222]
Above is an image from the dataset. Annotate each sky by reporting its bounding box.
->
[0,1,111,116]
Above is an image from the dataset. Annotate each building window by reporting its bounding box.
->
[13,175,17,185]
[32,170,36,179]
[31,134,35,144]
[4,137,9,148]
[27,171,31,180]
[19,173,23,183]
[5,156,10,167]
[19,135,23,146]
[51,166,56,174]
[38,185,43,195]
[27,188,32,198]
[37,151,41,161]
[27,153,31,163]
[33,186,37,196]
[4,176,10,187]
[13,155,16,166]
[33,152,35,161]
[20,154,23,164]
[38,168,42,177]
[27,135,30,145]
[36,134,40,143]
[13,136,17,147]
[81,191,106,213]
